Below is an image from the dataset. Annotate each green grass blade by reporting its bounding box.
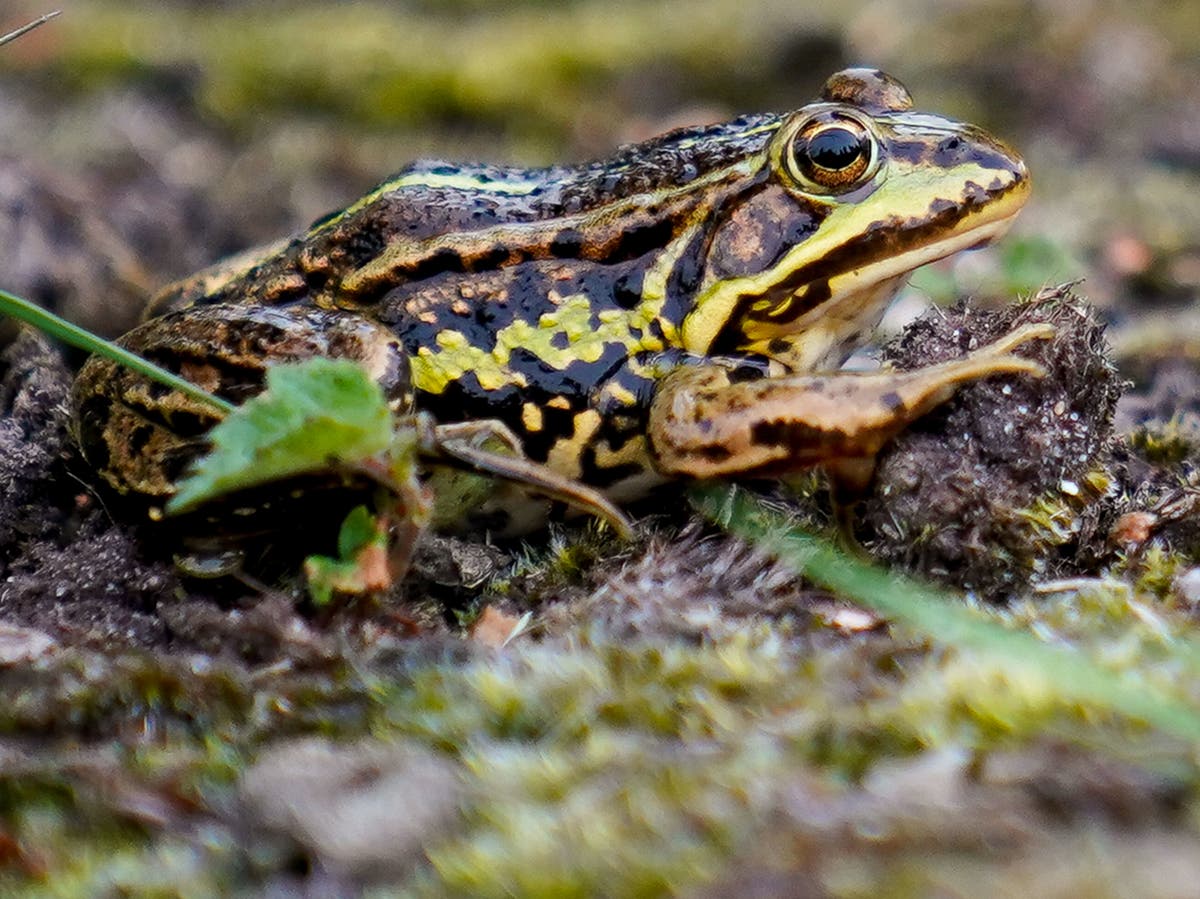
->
[691,482,1200,742]
[0,286,233,415]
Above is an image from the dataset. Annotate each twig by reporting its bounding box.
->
[0,11,61,49]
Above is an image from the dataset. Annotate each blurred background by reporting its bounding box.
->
[1,0,1198,341]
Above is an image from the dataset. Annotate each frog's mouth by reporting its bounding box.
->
[829,203,1022,298]
[728,176,1028,362]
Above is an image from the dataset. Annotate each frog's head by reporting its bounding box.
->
[684,68,1030,370]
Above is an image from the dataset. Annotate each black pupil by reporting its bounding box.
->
[808,128,863,170]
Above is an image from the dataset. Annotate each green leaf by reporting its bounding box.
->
[336,504,378,559]
[168,358,393,514]
[303,555,351,607]
[691,483,1200,743]
[304,505,390,606]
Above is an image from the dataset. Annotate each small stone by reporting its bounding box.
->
[1174,567,1200,608]
[0,622,57,664]
[240,737,464,880]
[1109,511,1157,551]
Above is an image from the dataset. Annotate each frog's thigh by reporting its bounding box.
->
[648,323,1053,479]
[73,302,413,498]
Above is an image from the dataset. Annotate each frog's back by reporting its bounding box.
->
[315,113,778,233]
[148,114,779,318]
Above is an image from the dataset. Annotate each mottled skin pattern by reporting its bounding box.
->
[75,69,1038,533]
[148,115,781,314]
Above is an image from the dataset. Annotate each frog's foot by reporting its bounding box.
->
[822,456,876,555]
[423,417,635,540]
[648,322,1055,481]
[976,321,1056,357]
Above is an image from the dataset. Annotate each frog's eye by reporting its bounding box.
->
[787,115,876,193]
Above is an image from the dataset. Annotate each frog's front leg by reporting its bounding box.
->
[648,322,1054,492]
[421,418,633,538]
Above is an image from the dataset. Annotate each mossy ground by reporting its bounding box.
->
[2,0,1200,895]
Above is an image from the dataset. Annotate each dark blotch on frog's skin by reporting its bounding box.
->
[694,444,734,462]
[72,396,112,472]
[656,229,708,332]
[578,445,645,487]
[726,360,771,383]
[768,338,791,355]
[706,186,822,280]
[420,342,629,465]
[764,279,832,325]
[408,247,468,280]
[613,270,644,310]
[889,140,938,166]
[474,245,511,270]
[550,228,585,257]
[426,371,521,435]
[518,344,629,404]
[338,218,391,269]
[591,414,647,461]
[750,418,833,452]
[525,401,583,464]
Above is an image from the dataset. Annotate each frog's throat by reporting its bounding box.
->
[807,205,1021,325]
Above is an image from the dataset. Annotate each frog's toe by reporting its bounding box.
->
[986,321,1057,355]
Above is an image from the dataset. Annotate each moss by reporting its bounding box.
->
[488,520,629,601]
[356,605,1196,894]
[373,633,885,895]
[1131,545,1184,600]
[1013,467,1115,568]
[0,645,383,893]
[1129,418,1200,467]
[2,561,1200,894]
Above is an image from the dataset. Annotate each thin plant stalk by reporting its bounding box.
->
[0,286,233,414]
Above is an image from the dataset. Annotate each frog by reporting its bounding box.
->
[72,68,1049,537]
